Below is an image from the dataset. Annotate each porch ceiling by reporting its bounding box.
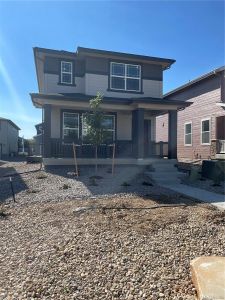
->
[30,92,192,112]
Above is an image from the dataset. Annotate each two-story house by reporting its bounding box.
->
[156,66,225,161]
[30,46,190,165]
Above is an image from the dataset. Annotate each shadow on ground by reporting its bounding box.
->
[45,165,199,207]
[0,160,28,203]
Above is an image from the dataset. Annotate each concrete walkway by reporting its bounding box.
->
[146,160,225,210]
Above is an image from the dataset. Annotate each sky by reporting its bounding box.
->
[0,0,224,138]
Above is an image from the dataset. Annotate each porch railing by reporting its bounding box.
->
[50,139,168,159]
[50,139,133,158]
[154,141,168,157]
[210,139,225,158]
[218,140,225,154]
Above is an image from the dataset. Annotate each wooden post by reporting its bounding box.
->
[72,143,79,177]
[9,177,16,202]
[112,143,115,175]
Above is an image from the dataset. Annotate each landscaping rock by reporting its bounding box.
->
[0,161,224,299]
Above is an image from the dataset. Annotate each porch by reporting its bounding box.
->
[31,92,191,165]
[42,105,176,162]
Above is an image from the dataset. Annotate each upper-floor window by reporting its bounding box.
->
[61,61,73,84]
[110,62,141,92]
[201,118,210,145]
[184,122,192,146]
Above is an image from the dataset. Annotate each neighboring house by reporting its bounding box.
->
[30,46,190,165]
[156,66,225,161]
[0,118,20,158]
[33,123,43,155]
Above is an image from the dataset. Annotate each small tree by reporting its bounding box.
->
[84,93,109,173]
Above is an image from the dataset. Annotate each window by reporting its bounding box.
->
[110,62,141,92]
[102,115,115,142]
[61,61,73,84]
[201,119,210,144]
[63,112,79,142]
[184,122,192,145]
[82,114,115,143]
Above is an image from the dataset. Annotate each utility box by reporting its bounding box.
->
[202,160,225,181]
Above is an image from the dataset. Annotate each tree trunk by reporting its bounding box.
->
[95,145,98,174]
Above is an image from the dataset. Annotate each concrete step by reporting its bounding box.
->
[191,256,225,300]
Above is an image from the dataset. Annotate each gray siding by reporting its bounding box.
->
[85,74,162,98]
[0,120,19,156]
[85,56,108,74]
[51,106,61,138]
[117,112,132,140]
[42,54,163,98]
[44,56,85,76]
[43,74,85,94]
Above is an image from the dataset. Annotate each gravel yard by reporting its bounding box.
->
[0,160,225,300]
[0,161,152,205]
[181,174,225,195]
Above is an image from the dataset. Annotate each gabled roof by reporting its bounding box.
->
[0,118,20,130]
[164,66,225,97]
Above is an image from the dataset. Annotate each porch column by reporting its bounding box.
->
[168,110,177,159]
[43,104,51,158]
[132,108,144,159]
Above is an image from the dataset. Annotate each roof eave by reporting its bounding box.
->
[164,66,225,98]
[77,46,175,69]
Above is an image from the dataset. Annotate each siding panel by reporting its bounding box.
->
[85,74,162,98]
[156,75,225,160]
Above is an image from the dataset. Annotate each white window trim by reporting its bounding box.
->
[61,61,73,84]
[184,121,192,146]
[110,62,141,92]
[62,112,79,142]
[201,117,211,145]
[82,113,116,142]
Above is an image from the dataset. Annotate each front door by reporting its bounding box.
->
[144,120,152,157]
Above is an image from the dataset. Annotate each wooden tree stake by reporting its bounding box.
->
[112,143,115,175]
[73,143,79,177]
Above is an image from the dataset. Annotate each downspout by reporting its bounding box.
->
[220,70,225,103]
